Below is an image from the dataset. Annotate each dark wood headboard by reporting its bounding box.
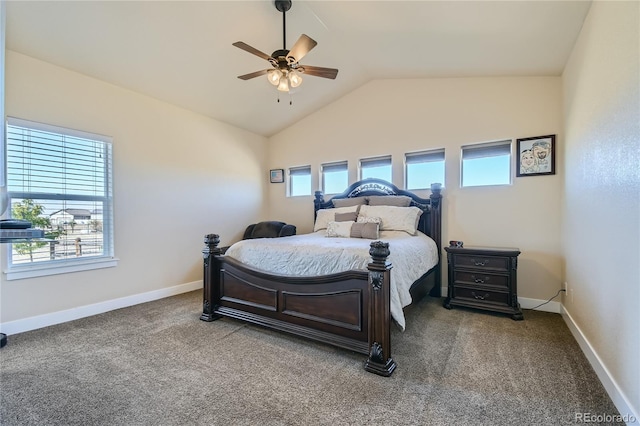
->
[313,178,443,255]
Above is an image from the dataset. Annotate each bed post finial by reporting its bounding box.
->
[430,183,442,208]
[365,241,396,376]
[314,190,325,209]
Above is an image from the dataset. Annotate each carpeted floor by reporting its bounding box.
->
[0,290,620,425]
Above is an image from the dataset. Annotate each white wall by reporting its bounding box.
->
[268,76,563,302]
[562,0,639,419]
[1,51,267,324]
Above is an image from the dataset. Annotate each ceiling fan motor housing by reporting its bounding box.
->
[274,0,292,13]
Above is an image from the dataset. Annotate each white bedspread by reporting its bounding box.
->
[224,230,439,330]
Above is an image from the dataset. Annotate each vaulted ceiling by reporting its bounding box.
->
[6,1,592,137]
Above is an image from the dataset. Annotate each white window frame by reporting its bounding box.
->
[321,161,348,195]
[359,155,392,182]
[405,149,445,190]
[288,165,312,197]
[4,117,117,280]
[460,140,512,188]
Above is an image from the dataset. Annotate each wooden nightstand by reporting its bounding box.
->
[443,246,523,320]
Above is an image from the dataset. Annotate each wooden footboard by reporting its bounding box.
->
[200,234,397,377]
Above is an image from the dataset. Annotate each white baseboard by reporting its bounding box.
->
[1,280,202,336]
[562,306,639,425]
[519,296,562,313]
[439,286,562,314]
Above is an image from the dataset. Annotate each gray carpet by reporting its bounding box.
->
[0,291,619,425]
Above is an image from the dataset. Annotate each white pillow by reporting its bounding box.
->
[314,205,360,232]
[358,205,423,235]
[326,220,354,238]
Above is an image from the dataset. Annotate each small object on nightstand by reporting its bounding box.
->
[449,240,464,248]
[443,246,523,320]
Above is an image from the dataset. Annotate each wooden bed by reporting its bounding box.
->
[200,178,442,376]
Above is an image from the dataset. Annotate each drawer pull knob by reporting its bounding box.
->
[472,259,488,266]
[473,276,486,284]
[472,292,489,300]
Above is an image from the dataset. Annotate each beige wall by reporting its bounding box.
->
[1,51,267,323]
[268,76,563,301]
[562,0,639,417]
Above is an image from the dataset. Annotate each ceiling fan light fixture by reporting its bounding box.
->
[289,70,303,88]
[267,69,282,86]
[277,74,290,92]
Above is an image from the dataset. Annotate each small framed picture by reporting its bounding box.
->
[270,169,284,183]
[516,135,556,177]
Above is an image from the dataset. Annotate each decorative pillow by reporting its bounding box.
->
[326,220,354,238]
[367,195,412,207]
[358,205,423,235]
[350,222,379,239]
[356,216,382,224]
[314,206,360,231]
[332,196,367,208]
[335,211,358,222]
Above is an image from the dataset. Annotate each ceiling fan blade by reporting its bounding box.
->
[286,34,317,63]
[232,41,272,61]
[299,65,339,80]
[237,69,270,80]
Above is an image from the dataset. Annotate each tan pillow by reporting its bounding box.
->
[314,206,360,231]
[367,195,412,207]
[350,222,379,239]
[335,211,358,222]
[356,216,382,224]
[332,196,367,208]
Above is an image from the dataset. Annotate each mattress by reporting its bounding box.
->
[224,230,438,330]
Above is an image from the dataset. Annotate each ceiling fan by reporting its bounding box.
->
[233,0,338,100]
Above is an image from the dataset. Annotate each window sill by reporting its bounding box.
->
[3,256,119,281]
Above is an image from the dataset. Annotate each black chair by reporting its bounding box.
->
[242,221,296,240]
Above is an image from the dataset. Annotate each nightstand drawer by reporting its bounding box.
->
[452,286,510,306]
[452,271,509,289]
[453,254,509,271]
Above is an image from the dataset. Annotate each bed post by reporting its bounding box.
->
[200,233,222,322]
[314,190,325,218]
[429,183,443,297]
[364,241,397,377]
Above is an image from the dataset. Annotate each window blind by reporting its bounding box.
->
[321,161,348,173]
[462,141,511,159]
[405,149,445,164]
[360,156,391,168]
[6,117,114,267]
[289,165,311,176]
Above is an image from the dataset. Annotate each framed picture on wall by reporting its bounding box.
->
[516,135,556,177]
[270,169,284,183]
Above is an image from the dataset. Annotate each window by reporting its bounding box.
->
[5,117,116,279]
[461,140,512,187]
[321,161,348,195]
[405,149,445,190]
[289,165,311,196]
[360,156,392,182]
